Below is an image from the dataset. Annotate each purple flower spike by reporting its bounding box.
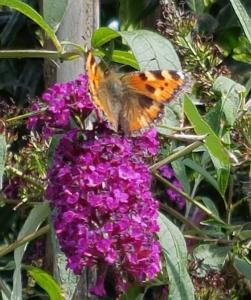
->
[28,71,161,295]
[27,74,93,139]
[46,129,161,295]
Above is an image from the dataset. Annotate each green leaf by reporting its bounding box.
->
[120,30,181,70]
[233,35,251,64]
[158,213,195,300]
[11,204,50,300]
[91,29,181,71]
[183,95,230,195]
[111,50,139,69]
[234,50,251,64]
[119,0,144,30]
[234,257,251,281]
[187,0,205,13]
[0,0,61,51]
[28,267,63,300]
[119,0,158,31]
[43,0,68,32]
[230,0,251,45]
[201,218,232,229]
[213,76,246,126]
[204,100,223,134]
[200,196,220,218]
[0,277,11,300]
[216,27,241,55]
[171,159,191,194]
[1,291,10,300]
[91,27,120,48]
[0,134,6,190]
[198,13,218,34]
[183,158,220,194]
[218,169,230,198]
[193,244,230,270]
[121,285,144,300]
[216,4,239,31]
[239,230,251,240]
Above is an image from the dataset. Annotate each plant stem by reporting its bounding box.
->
[0,225,50,257]
[150,141,202,171]
[161,133,207,142]
[0,50,60,59]
[6,107,47,124]
[226,174,234,225]
[0,195,39,207]
[5,166,44,191]
[157,125,193,131]
[231,196,250,211]
[153,171,225,224]
[160,203,209,238]
[184,235,232,245]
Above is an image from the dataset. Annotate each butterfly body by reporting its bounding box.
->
[86,51,191,135]
[96,71,124,131]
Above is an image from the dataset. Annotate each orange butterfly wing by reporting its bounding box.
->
[120,94,164,135]
[120,70,190,134]
[86,51,121,131]
[86,51,191,135]
[86,51,104,106]
[121,70,189,104]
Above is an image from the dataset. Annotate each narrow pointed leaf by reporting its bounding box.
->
[193,244,230,270]
[183,95,230,195]
[183,158,220,193]
[0,0,61,51]
[111,50,139,69]
[234,257,251,281]
[213,76,245,126]
[43,0,68,32]
[158,212,195,300]
[11,204,50,300]
[28,267,63,300]
[230,0,251,45]
[91,27,120,48]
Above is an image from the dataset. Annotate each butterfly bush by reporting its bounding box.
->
[28,74,161,295]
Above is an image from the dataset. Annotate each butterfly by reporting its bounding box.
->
[86,51,191,135]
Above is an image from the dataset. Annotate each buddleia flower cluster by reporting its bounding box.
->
[28,74,161,295]
[46,129,161,294]
[27,74,93,138]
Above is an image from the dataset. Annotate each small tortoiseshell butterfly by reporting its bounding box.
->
[86,51,191,135]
